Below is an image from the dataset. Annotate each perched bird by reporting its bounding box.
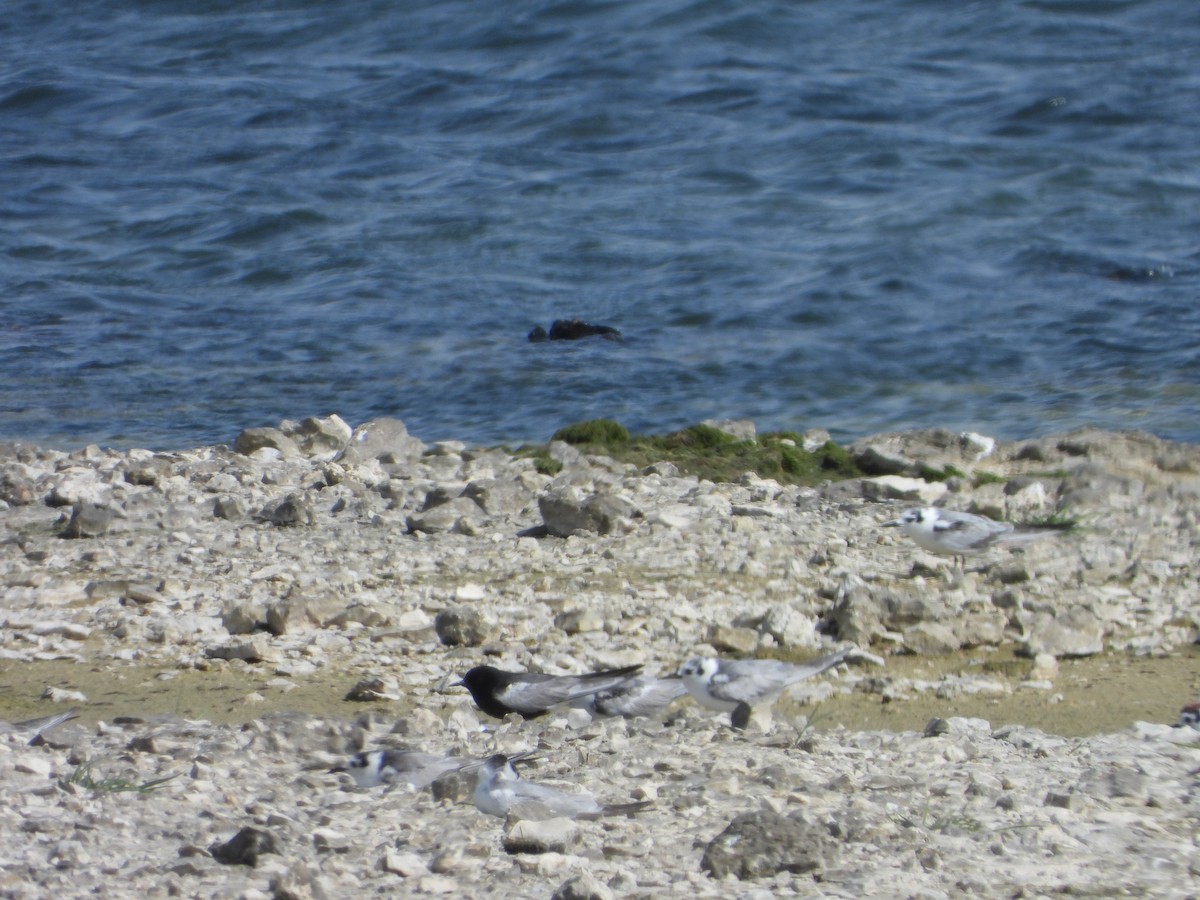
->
[471,753,651,820]
[328,749,466,789]
[580,674,688,718]
[455,664,643,719]
[0,709,78,743]
[1176,702,1200,730]
[676,648,867,729]
[882,507,1067,567]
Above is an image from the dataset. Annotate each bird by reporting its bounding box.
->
[579,674,689,718]
[1176,702,1200,730]
[0,709,78,743]
[882,507,1067,567]
[676,647,867,729]
[471,753,651,820]
[454,663,643,719]
[328,749,466,789]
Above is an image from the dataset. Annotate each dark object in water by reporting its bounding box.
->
[528,319,622,342]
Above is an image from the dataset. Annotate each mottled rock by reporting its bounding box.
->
[210,826,280,867]
[407,496,483,534]
[701,811,836,880]
[259,493,316,527]
[280,415,352,460]
[861,476,947,504]
[757,606,818,648]
[233,427,300,458]
[213,495,245,521]
[552,872,616,900]
[434,607,491,647]
[706,624,759,654]
[0,469,37,505]
[555,608,604,635]
[205,635,281,663]
[1021,606,1105,658]
[223,601,267,636]
[382,849,430,877]
[502,817,582,855]
[539,488,637,537]
[462,479,533,517]
[60,502,113,539]
[340,418,426,466]
[266,595,347,635]
[702,418,756,442]
[903,622,959,655]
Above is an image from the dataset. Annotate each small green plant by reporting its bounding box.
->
[970,471,1008,487]
[551,419,630,447]
[918,464,968,482]
[788,701,831,746]
[60,759,178,795]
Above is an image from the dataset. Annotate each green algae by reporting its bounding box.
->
[519,419,865,486]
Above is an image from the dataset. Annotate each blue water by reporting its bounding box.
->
[3,0,1199,451]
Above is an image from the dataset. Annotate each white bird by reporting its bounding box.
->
[471,754,651,820]
[882,507,1067,567]
[578,675,688,718]
[329,749,465,789]
[676,647,873,729]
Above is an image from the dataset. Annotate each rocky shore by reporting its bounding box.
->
[1,416,1197,898]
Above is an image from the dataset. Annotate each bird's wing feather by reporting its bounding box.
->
[513,781,600,816]
[498,673,637,713]
[597,678,687,716]
[705,667,782,704]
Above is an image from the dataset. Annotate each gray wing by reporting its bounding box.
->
[510,781,602,819]
[590,677,688,717]
[499,673,639,713]
[933,510,1012,548]
[707,660,799,704]
[715,650,856,702]
[380,750,463,787]
[0,709,78,738]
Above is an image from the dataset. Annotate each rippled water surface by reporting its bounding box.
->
[3,0,1199,449]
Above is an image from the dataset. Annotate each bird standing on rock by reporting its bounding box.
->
[455,664,643,719]
[676,647,876,729]
[882,507,1067,568]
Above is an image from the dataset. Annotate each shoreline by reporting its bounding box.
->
[2,415,1198,897]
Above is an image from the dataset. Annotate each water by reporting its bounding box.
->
[3,0,1199,451]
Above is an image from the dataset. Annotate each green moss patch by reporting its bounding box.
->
[518,420,864,486]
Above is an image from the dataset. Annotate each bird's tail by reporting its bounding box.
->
[993,522,1072,546]
[591,800,653,819]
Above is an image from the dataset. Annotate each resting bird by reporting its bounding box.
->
[471,753,650,820]
[577,675,688,718]
[455,664,643,719]
[883,507,1066,567]
[676,647,875,729]
[328,749,466,789]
